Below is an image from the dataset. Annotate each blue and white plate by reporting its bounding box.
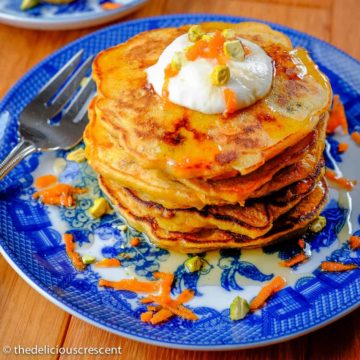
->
[0,0,148,30]
[0,15,359,350]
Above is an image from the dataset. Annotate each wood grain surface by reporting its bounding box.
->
[0,0,359,359]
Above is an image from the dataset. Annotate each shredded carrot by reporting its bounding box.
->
[150,309,174,325]
[186,39,208,61]
[164,63,180,78]
[130,237,140,247]
[325,168,357,191]
[63,233,86,271]
[351,131,360,145]
[326,95,348,134]
[154,272,174,298]
[140,311,153,322]
[338,142,349,153]
[141,289,196,324]
[349,235,360,250]
[95,258,121,268]
[101,2,122,10]
[140,297,153,304]
[280,253,309,267]
[145,294,198,321]
[102,271,197,324]
[33,183,87,207]
[175,289,195,304]
[223,88,237,115]
[250,276,286,311]
[99,279,160,293]
[320,261,358,272]
[35,174,57,189]
[298,238,305,249]
[186,30,226,64]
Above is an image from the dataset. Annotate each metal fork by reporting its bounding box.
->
[0,50,95,180]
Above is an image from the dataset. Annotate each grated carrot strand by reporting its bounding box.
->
[99,279,160,293]
[250,276,286,311]
[349,235,360,250]
[95,258,121,268]
[280,253,308,267]
[320,261,358,272]
[35,174,57,189]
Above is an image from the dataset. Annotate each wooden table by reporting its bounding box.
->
[0,0,359,359]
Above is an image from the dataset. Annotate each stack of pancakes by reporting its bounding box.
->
[85,22,332,253]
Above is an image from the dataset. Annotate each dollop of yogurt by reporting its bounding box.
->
[146,33,274,114]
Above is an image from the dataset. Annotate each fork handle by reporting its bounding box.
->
[0,139,37,180]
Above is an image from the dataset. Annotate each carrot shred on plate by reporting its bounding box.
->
[351,131,360,145]
[150,309,174,325]
[140,297,153,304]
[63,233,86,271]
[95,258,121,268]
[250,276,286,311]
[337,142,349,153]
[99,278,160,293]
[326,95,348,135]
[298,238,305,249]
[101,2,122,10]
[130,237,140,247]
[33,183,87,207]
[34,174,57,189]
[320,261,358,272]
[280,253,309,267]
[154,272,174,298]
[176,289,195,304]
[140,311,153,322]
[145,295,198,321]
[100,271,197,324]
[325,168,357,191]
[349,235,360,250]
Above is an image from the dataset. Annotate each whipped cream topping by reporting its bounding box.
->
[146,33,274,114]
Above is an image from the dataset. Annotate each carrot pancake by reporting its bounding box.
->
[85,103,326,208]
[85,21,331,252]
[99,173,317,238]
[99,176,328,252]
[92,22,331,179]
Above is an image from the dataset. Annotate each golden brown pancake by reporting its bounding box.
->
[100,173,318,239]
[93,22,331,179]
[85,102,326,208]
[99,176,328,252]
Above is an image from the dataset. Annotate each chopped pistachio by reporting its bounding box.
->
[66,148,86,163]
[53,157,67,176]
[21,0,39,10]
[211,65,230,86]
[230,296,250,321]
[310,216,327,233]
[82,254,96,265]
[202,33,214,42]
[118,224,128,232]
[188,25,204,42]
[224,40,245,61]
[222,28,236,39]
[184,256,203,273]
[89,197,112,218]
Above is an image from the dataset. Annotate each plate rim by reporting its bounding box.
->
[0,0,148,30]
[0,13,359,350]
